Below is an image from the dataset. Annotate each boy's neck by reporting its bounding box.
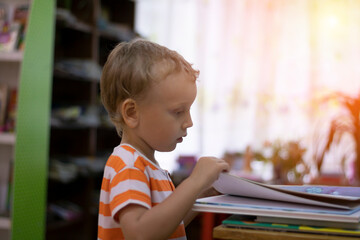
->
[120,132,157,163]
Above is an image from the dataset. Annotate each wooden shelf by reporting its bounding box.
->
[0,133,16,145]
[0,217,11,229]
[0,52,23,62]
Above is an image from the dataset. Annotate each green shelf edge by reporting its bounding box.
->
[11,0,55,239]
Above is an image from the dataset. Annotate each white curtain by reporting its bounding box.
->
[135,0,360,174]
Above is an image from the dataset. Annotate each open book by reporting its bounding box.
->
[193,173,360,222]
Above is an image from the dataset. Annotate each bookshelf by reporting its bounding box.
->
[46,0,136,239]
[0,0,28,238]
[0,1,136,239]
[9,0,54,239]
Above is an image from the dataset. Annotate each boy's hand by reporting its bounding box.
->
[188,157,230,194]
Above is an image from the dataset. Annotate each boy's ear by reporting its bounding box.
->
[121,98,139,128]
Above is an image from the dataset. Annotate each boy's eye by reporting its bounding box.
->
[172,109,184,116]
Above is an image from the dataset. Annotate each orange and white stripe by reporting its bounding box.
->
[98,144,187,240]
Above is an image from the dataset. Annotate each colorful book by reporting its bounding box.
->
[222,215,360,236]
[255,216,360,230]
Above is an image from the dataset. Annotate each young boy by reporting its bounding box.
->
[98,38,229,240]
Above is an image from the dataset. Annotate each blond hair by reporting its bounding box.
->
[100,38,199,136]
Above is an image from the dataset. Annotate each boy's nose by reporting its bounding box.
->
[183,113,193,129]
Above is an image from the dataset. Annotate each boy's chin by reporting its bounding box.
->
[157,144,177,152]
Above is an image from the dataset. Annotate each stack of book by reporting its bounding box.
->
[193,173,360,237]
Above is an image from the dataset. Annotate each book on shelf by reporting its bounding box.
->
[0,86,17,132]
[0,84,8,127]
[222,215,360,237]
[4,88,17,132]
[192,173,360,223]
[0,2,29,53]
[0,181,8,215]
[6,160,13,215]
[0,158,13,216]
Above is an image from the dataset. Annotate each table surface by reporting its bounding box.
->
[213,225,360,240]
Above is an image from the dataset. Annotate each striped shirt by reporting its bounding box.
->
[98,144,187,240]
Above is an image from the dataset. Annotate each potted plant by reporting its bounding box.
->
[315,91,360,185]
[256,140,308,184]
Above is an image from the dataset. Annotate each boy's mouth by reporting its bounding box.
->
[177,133,187,143]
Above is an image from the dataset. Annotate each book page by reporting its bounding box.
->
[212,173,360,209]
[279,185,360,197]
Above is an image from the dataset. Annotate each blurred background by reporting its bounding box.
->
[1,0,360,239]
[137,0,360,186]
